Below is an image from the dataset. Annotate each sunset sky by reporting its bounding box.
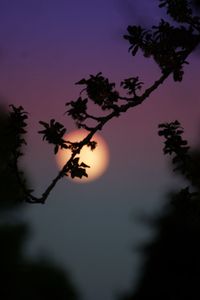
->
[1,1,200,300]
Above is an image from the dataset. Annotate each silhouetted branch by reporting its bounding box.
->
[8,0,200,204]
[14,72,183,203]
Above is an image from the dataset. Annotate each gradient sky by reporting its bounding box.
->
[1,1,200,300]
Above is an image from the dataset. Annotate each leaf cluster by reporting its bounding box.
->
[65,72,126,129]
[0,105,34,203]
[75,72,119,110]
[7,105,28,159]
[87,140,97,151]
[66,97,88,123]
[124,9,200,81]
[38,119,94,180]
[120,77,143,96]
[67,157,89,179]
[158,120,190,175]
[159,0,196,23]
[38,119,68,154]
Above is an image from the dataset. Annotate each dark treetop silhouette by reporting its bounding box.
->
[6,0,200,204]
[121,124,200,299]
[0,108,79,299]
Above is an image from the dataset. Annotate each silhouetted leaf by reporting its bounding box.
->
[38,119,67,153]
[80,162,90,168]
[87,141,97,150]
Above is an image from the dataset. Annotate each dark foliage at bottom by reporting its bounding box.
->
[0,107,79,300]
[122,124,200,300]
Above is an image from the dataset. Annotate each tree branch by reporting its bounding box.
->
[12,0,200,204]
[24,71,171,204]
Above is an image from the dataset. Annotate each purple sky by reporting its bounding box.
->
[1,1,200,300]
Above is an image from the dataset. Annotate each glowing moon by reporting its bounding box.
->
[56,130,109,183]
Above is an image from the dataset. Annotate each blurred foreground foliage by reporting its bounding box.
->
[121,118,200,299]
[0,106,79,299]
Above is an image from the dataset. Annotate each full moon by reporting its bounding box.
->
[56,130,109,183]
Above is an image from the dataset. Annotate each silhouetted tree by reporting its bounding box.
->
[2,0,200,299]
[0,106,79,299]
[4,0,200,203]
[121,121,200,299]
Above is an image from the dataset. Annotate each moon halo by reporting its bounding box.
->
[56,130,109,183]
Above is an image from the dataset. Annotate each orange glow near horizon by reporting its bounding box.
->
[56,130,109,183]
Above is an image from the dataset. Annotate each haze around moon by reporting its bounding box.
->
[56,130,109,183]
